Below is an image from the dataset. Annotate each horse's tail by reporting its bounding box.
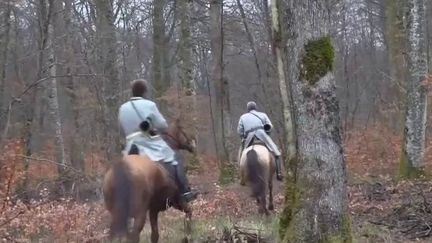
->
[246,149,265,198]
[110,160,132,238]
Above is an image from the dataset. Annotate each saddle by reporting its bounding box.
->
[242,136,267,150]
[128,144,178,184]
[244,136,266,149]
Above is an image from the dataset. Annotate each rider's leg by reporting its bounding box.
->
[173,152,198,202]
[265,137,284,181]
[274,155,283,181]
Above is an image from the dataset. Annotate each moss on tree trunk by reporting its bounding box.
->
[277,1,352,241]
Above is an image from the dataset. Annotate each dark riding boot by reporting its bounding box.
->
[174,164,198,202]
[173,152,198,202]
[275,156,283,181]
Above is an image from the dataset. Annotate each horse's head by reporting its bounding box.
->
[164,119,196,154]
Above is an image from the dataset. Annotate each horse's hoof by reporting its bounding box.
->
[268,205,274,211]
[240,181,246,186]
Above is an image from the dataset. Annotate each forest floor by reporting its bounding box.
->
[2,126,432,242]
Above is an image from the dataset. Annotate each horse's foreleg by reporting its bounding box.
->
[268,180,274,211]
[150,210,160,243]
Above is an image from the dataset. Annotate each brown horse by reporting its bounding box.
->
[103,123,196,243]
[239,139,276,215]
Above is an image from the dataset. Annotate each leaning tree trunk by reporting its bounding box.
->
[399,0,428,178]
[271,0,296,163]
[278,1,352,242]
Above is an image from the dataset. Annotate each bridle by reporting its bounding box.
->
[162,128,194,152]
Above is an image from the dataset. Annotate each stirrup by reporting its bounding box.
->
[181,191,198,203]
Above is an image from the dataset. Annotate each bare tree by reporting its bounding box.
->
[46,0,67,179]
[400,0,428,178]
[63,0,85,175]
[94,0,121,160]
[210,0,234,182]
[0,1,11,129]
[153,0,170,96]
[278,1,351,242]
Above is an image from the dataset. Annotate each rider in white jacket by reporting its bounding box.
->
[237,101,283,181]
[118,79,198,203]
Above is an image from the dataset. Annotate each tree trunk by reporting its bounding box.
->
[270,0,296,163]
[20,0,51,201]
[63,0,85,177]
[209,0,234,183]
[46,0,67,183]
[0,1,11,130]
[95,0,121,161]
[236,0,262,100]
[178,0,199,167]
[399,0,428,178]
[385,0,406,129]
[278,1,352,242]
[153,0,169,96]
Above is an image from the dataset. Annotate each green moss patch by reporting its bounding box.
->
[300,37,335,85]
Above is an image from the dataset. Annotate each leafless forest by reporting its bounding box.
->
[0,0,432,242]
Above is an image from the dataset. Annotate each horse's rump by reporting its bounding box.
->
[239,144,276,215]
[240,145,274,178]
[245,149,265,198]
[104,155,175,237]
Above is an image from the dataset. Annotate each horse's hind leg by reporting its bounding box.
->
[129,209,148,243]
[268,180,274,211]
[258,193,269,216]
[149,210,160,243]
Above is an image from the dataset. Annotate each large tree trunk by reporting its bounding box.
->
[152,0,169,96]
[385,0,406,129]
[178,0,199,167]
[46,0,67,180]
[94,0,121,161]
[399,0,428,178]
[63,0,85,184]
[270,0,296,163]
[20,0,51,201]
[278,1,351,242]
[209,0,234,183]
[178,0,194,95]
[0,1,11,130]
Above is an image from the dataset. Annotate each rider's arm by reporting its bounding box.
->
[263,113,273,129]
[149,102,169,133]
[237,117,244,138]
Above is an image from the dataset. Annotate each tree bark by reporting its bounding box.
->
[0,1,12,130]
[209,0,234,183]
[46,0,68,182]
[94,0,121,161]
[20,0,51,201]
[278,1,351,242]
[153,0,170,96]
[178,0,194,95]
[63,0,85,176]
[399,0,428,178]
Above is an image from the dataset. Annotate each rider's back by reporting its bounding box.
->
[118,98,162,136]
[239,110,269,131]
